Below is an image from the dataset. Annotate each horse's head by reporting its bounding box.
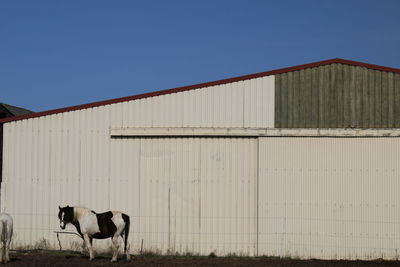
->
[58,205,74,230]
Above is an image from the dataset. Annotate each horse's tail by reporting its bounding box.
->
[1,220,6,243]
[0,219,6,261]
[122,214,130,254]
[1,223,4,244]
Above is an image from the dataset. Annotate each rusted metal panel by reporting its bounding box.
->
[275,64,400,128]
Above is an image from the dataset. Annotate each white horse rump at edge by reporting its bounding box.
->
[0,213,13,263]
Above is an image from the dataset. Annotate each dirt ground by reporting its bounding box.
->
[5,251,400,267]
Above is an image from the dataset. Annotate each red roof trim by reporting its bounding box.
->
[1,58,399,124]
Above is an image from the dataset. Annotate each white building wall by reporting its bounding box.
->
[114,75,275,128]
[5,71,400,259]
[112,138,258,255]
[1,75,273,253]
[258,137,400,260]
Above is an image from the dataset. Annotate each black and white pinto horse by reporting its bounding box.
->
[58,206,130,262]
[0,213,13,263]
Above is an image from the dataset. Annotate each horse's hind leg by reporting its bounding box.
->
[0,241,4,263]
[125,242,131,261]
[111,236,120,262]
[0,223,3,263]
[5,240,10,262]
[120,233,131,261]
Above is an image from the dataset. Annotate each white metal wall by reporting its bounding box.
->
[0,75,273,253]
[115,75,275,128]
[6,70,400,259]
[111,138,258,255]
[258,137,400,260]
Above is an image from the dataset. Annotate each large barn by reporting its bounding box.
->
[1,58,400,259]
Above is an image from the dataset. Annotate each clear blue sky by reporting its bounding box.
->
[1,0,400,112]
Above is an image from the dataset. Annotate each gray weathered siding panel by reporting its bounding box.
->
[304,68,312,127]
[375,71,382,127]
[336,64,344,128]
[349,66,357,127]
[299,70,306,127]
[293,71,300,127]
[361,69,369,127]
[355,66,363,127]
[311,68,319,127]
[280,73,288,129]
[343,65,351,127]
[388,72,394,128]
[275,75,282,128]
[329,65,338,128]
[395,74,400,127]
[275,63,400,128]
[381,71,389,127]
[287,72,294,128]
[367,69,376,126]
[318,66,325,127]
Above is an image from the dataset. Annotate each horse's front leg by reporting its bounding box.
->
[83,234,94,260]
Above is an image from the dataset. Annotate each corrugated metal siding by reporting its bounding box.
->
[123,138,258,255]
[0,75,272,253]
[2,129,258,254]
[275,64,400,128]
[115,75,275,128]
[4,106,400,259]
[258,137,400,260]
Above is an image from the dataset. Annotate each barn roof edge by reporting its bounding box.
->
[1,58,399,124]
